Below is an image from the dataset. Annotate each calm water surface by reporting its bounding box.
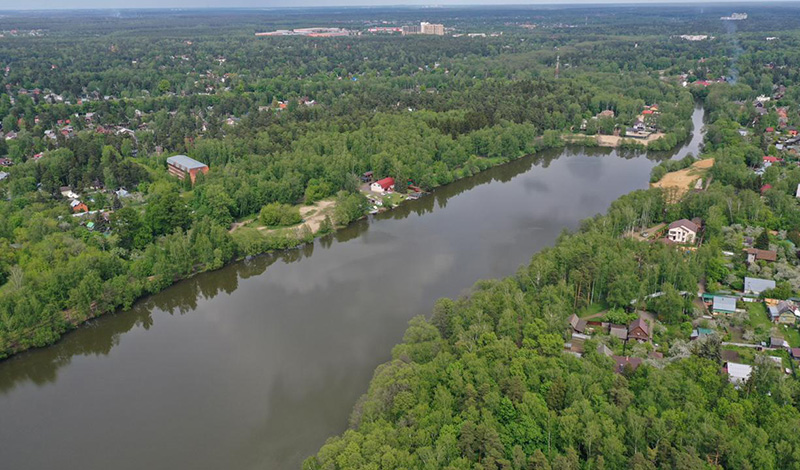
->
[0,107,704,470]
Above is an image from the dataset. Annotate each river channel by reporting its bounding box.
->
[0,106,704,470]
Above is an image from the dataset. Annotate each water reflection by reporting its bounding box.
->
[0,107,705,470]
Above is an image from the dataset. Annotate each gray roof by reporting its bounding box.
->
[713,296,737,312]
[744,277,776,295]
[0,171,7,181]
[166,154,207,171]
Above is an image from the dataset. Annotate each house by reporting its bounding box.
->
[690,327,714,340]
[610,324,628,341]
[666,219,698,244]
[567,314,587,334]
[361,171,374,183]
[612,355,642,374]
[0,171,8,182]
[760,184,772,195]
[724,362,752,385]
[712,295,737,315]
[791,348,800,360]
[60,186,80,200]
[796,183,800,199]
[597,343,613,357]
[770,336,789,349]
[70,200,88,213]
[744,277,776,295]
[767,300,799,324]
[115,188,130,198]
[569,333,590,354]
[370,177,395,194]
[763,156,781,164]
[166,155,209,184]
[628,318,650,342]
[0,157,12,167]
[746,248,777,264]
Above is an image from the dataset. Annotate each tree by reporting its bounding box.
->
[755,229,770,250]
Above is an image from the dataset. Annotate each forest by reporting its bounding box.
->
[0,6,706,357]
[2,5,800,469]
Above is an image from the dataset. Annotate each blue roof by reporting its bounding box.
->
[166,154,207,171]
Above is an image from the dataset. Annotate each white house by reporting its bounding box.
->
[370,177,395,194]
[796,183,800,199]
[725,362,752,385]
[667,219,698,244]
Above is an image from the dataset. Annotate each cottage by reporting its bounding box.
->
[791,348,800,360]
[70,200,88,213]
[0,157,12,167]
[690,327,714,340]
[0,171,7,182]
[60,186,79,200]
[597,343,614,357]
[361,171,374,183]
[628,318,650,342]
[746,248,777,264]
[569,333,590,354]
[567,314,587,334]
[767,300,799,324]
[770,336,789,349]
[166,155,209,184]
[666,219,698,244]
[712,295,737,315]
[610,324,628,341]
[370,177,395,194]
[744,277,776,295]
[612,356,642,374]
[724,362,752,385]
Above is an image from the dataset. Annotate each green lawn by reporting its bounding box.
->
[746,302,772,330]
[383,193,406,207]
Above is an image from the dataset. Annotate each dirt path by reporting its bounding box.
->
[651,158,714,203]
[596,132,665,147]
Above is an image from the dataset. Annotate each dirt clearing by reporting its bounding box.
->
[651,158,714,203]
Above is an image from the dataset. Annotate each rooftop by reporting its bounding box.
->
[167,154,208,171]
[713,295,737,312]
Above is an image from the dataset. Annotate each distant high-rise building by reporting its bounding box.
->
[420,22,445,36]
[403,22,444,36]
[402,24,421,35]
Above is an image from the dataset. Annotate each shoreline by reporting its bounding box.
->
[0,124,698,362]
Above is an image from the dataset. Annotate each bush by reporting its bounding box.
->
[260,203,302,227]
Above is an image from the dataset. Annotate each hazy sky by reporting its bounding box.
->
[0,0,773,11]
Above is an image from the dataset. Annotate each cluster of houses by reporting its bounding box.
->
[565,313,658,373]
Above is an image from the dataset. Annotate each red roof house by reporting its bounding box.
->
[370,177,395,193]
[766,127,775,133]
[763,156,781,163]
[761,184,773,194]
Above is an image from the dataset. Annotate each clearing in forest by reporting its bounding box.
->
[650,158,714,203]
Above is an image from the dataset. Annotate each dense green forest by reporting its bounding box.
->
[3,5,800,469]
[300,6,800,470]
[0,6,706,356]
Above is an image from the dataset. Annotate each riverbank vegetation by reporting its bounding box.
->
[0,8,703,358]
[305,6,800,470]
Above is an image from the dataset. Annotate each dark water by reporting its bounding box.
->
[0,107,704,470]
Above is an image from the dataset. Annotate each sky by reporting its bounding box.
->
[0,0,776,11]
